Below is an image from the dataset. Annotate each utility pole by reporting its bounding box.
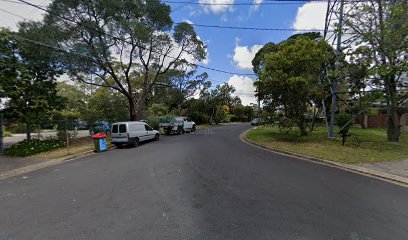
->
[325,0,345,139]
[0,111,3,153]
[257,78,261,116]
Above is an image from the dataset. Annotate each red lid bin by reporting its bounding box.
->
[92,132,107,139]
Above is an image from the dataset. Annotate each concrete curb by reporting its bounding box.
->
[240,128,408,188]
[0,146,115,181]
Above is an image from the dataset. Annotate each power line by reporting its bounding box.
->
[0,7,30,19]
[179,22,326,32]
[6,1,256,76]
[164,1,310,6]
[165,0,362,6]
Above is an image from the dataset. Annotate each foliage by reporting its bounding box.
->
[5,139,66,157]
[3,131,12,137]
[335,113,353,133]
[44,0,206,120]
[254,33,335,135]
[0,26,64,140]
[343,0,408,142]
[148,103,168,116]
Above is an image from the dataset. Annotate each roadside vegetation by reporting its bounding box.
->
[246,126,408,164]
[3,131,12,137]
[4,139,66,157]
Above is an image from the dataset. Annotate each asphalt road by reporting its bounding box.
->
[0,124,407,240]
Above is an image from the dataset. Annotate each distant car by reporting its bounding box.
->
[89,122,111,135]
[159,116,196,135]
[111,121,160,148]
[251,118,260,126]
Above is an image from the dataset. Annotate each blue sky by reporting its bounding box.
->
[170,2,300,82]
[167,0,327,104]
[0,0,327,105]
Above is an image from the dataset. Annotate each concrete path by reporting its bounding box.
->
[358,159,408,179]
[3,130,90,148]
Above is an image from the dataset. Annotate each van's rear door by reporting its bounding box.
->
[111,123,128,143]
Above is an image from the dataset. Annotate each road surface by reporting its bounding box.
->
[3,130,90,148]
[0,124,407,239]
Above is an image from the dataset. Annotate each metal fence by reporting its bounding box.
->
[1,118,92,152]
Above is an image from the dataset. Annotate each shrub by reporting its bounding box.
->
[146,115,160,130]
[335,113,353,132]
[148,103,168,116]
[187,111,206,125]
[3,131,12,137]
[4,139,66,157]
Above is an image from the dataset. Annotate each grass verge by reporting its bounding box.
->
[245,125,408,164]
[35,137,98,160]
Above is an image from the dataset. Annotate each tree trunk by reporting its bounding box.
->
[26,123,32,141]
[385,74,400,142]
[298,123,308,136]
[128,99,137,121]
[387,98,400,142]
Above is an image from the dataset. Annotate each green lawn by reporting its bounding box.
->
[245,125,408,164]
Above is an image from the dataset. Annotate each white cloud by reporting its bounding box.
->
[184,19,193,24]
[232,44,263,70]
[0,0,49,30]
[198,0,235,14]
[253,0,264,11]
[292,2,327,31]
[227,75,257,106]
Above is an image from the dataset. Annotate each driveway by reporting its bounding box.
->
[3,130,90,148]
[0,124,407,239]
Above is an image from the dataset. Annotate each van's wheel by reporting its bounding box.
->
[131,138,139,147]
[166,129,171,135]
[177,127,182,135]
[155,133,160,141]
[191,125,196,132]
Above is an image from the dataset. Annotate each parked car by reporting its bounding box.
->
[89,121,111,135]
[111,121,160,148]
[251,118,260,126]
[159,116,196,135]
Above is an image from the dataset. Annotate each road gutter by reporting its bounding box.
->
[240,128,408,188]
[0,146,115,181]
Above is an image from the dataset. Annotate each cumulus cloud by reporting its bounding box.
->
[232,44,263,70]
[227,75,257,106]
[0,0,48,30]
[198,0,235,14]
[253,0,264,11]
[292,2,327,31]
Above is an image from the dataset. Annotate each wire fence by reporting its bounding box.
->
[1,118,100,153]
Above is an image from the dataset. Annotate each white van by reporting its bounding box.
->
[111,121,160,148]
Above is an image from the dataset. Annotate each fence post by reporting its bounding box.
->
[37,123,41,140]
[0,111,3,153]
[65,117,70,154]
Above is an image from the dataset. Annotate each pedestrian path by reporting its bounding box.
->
[357,159,408,179]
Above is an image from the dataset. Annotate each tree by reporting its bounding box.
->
[151,68,210,113]
[255,34,335,135]
[343,0,408,142]
[44,0,206,120]
[0,25,63,140]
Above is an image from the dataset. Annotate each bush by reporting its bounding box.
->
[187,111,206,125]
[4,139,66,157]
[3,131,12,137]
[146,115,160,130]
[335,113,353,132]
